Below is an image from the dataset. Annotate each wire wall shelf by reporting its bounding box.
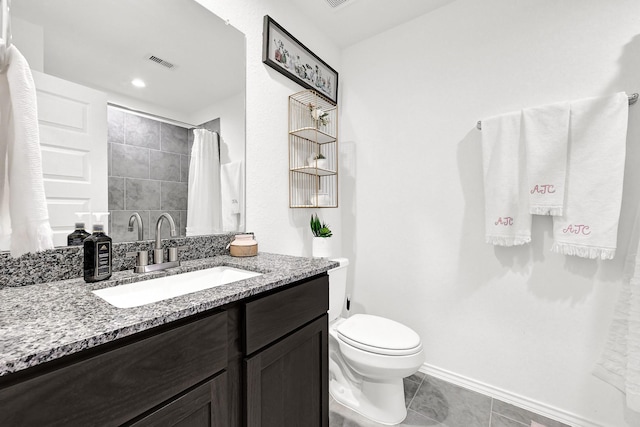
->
[288,90,338,208]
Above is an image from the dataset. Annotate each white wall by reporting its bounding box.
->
[194,0,343,257]
[11,17,44,72]
[191,91,245,165]
[340,0,640,426]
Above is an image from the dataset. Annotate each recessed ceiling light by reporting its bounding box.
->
[131,79,146,88]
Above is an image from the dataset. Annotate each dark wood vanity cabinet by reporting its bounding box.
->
[244,275,329,427]
[0,273,329,427]
[0,310,229,427]
[129,374,228,426]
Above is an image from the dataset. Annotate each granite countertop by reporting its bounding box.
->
[0,252,338,377]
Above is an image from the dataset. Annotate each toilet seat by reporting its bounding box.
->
[336,314,423,356]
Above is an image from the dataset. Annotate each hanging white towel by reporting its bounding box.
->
[522,101,570,216]
[594,203,640,411]
[0,43,53,257]
[221,161,242,232]
[481,111,531,246]
[186,129,222,236]
[551,92,628,260]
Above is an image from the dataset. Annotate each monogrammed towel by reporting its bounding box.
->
[551,92,628,259]
[522,101,570,216]
[593,202,640,412]
[481,111,531,246]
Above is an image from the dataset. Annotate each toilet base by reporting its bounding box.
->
[330,376,407,425]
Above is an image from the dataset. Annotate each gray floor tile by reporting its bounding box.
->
[491,412,528,427]
[329,397,381,427]
[400,410,445,426]
[409,375,491,427]
[405,377,421,407]
[406,372,426,384]
[492,399,570,427]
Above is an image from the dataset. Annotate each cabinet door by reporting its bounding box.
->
[245,315,328,427]
[0,311,227,427]
[129,373,227,427]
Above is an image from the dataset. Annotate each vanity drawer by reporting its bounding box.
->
[244,275,329,354]
[0,310,228,427]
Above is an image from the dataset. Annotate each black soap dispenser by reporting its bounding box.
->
[67,222,90,246]
[83,220,112,283]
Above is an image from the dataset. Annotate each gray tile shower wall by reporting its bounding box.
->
[107,107,190,242]
[0,233,242,288]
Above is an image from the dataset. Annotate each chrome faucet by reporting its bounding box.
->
[127,212,144,241]
[153,213,178,265]
[128,213,180,273]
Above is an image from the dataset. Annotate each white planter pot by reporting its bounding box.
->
[307,157,328,170]
[312,237,331,258]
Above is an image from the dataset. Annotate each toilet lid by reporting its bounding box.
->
[336,314,422,356]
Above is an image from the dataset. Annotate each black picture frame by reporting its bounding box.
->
[262,15,339,104]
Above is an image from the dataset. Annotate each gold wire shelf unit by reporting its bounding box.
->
[289,90,338,208]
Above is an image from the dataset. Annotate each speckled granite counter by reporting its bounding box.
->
[0,253,338,377]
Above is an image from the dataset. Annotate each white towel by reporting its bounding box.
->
[221,160,242,232]
[551,92,628,260]
[0,44,53,257]
[522,101,570,216]
[593,203,640,411]
[481,111,531,246]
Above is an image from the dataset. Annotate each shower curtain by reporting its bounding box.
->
[594,205,640,412]
[186,129,222,236]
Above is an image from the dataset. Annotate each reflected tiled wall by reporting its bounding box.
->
[107,107,190,242]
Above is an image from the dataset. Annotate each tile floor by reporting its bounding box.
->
[329,372,572,427]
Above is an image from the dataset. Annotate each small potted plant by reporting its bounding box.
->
[310,213,332,258]
[307,153,328,170]
[309,103,329,128]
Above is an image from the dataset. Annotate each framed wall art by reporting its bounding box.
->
[262,15,339,104]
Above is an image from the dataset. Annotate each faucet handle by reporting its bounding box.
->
[126,250,149,265]
[168,247,178,262]
[136,250,149,267]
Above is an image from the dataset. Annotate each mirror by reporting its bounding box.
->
[10,0,246,246]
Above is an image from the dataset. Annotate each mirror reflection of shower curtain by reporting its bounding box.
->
[186,129,221,236]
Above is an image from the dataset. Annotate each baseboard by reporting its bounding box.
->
[419,363,603,427]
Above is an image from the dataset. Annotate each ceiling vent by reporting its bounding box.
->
[147,55,175,69]
[325,0,350,8]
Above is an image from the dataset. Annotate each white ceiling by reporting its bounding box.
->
[288,0,458,48]
[12,0,245,123]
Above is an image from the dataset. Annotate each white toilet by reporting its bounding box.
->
[327,258,425,425]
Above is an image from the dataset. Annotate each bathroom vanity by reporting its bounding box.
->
[0,253,335,427]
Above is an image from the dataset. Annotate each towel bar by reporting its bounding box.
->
[476,92,639,130]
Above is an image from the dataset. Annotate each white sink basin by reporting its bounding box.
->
[92,266,262,308]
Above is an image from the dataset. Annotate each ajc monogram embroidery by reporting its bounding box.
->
[495,217,514,226]
[562,224,591,235]
[530,184,556,195]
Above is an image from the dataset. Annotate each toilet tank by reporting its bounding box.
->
[327,258,349,322]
